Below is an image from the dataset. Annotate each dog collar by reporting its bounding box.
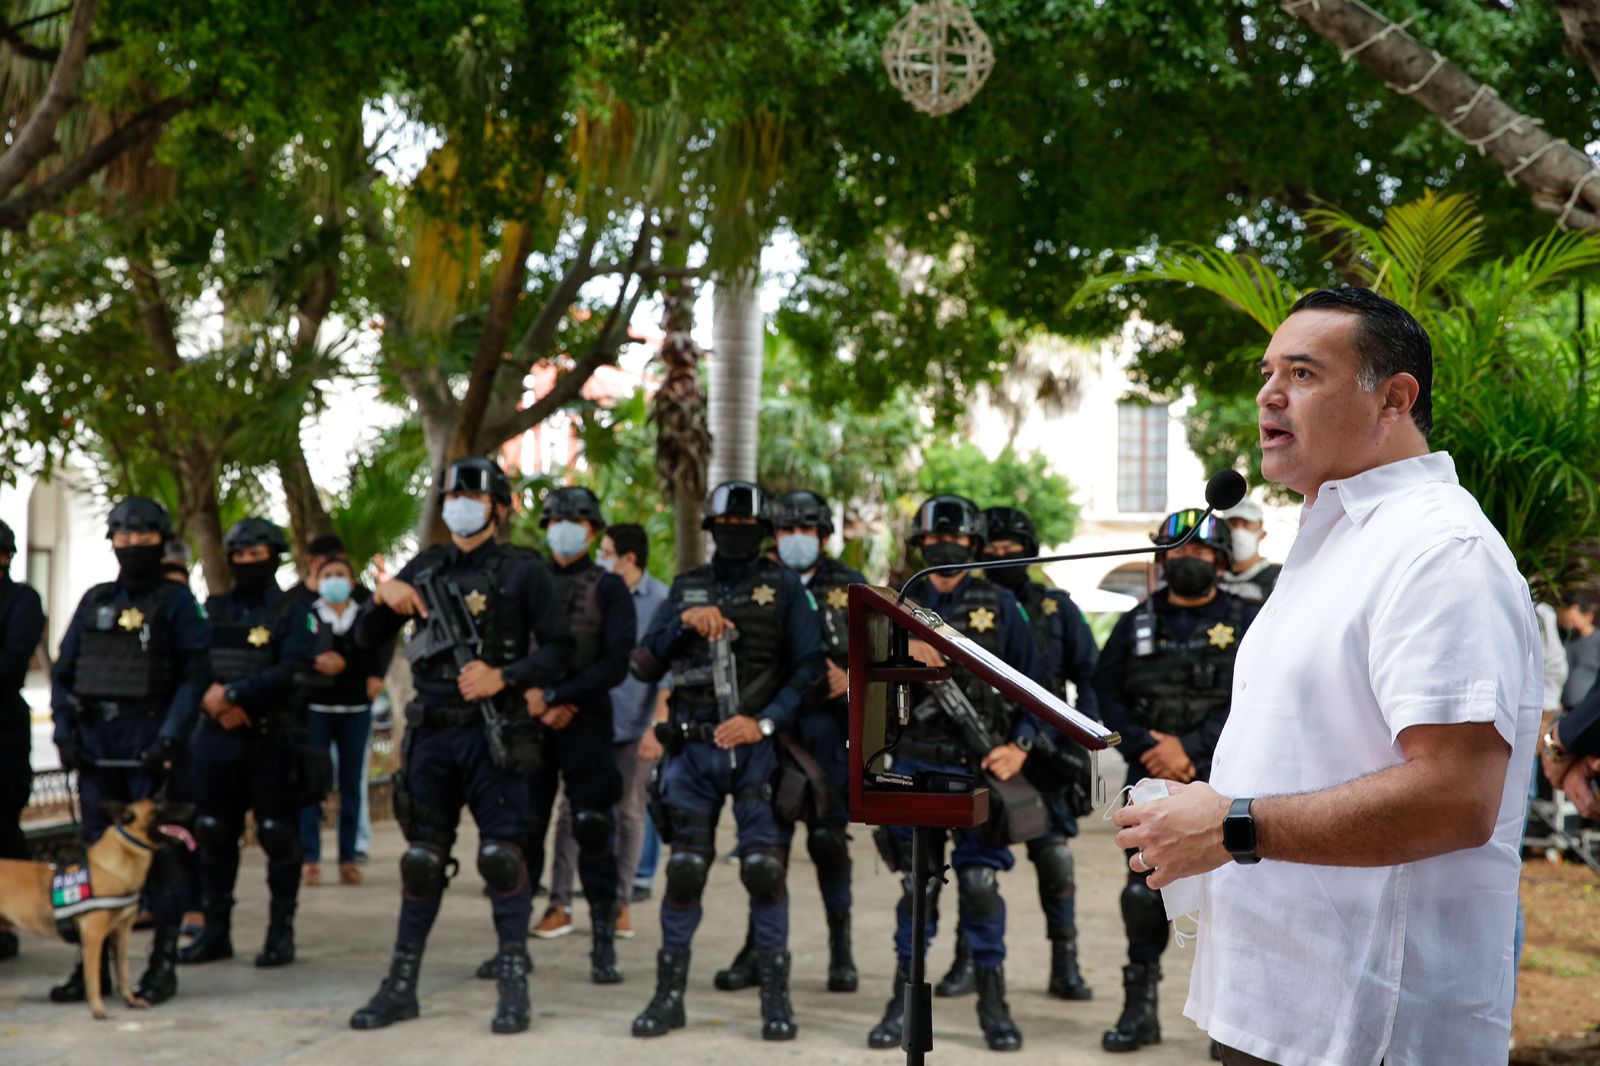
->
[115,825,154,851]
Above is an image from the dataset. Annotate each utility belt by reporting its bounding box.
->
[74,699,161,726]
[403,698,544,775]
[202,708,302,738]
[406,701,484,731]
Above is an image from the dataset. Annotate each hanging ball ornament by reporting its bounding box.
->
[882,1,994,117]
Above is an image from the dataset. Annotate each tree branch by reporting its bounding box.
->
[0,0,100,200]
[510,228,598,364]
[446,222,538,461]
[1281,0,1600,231]
[0,92,195,231]
[1554,0,1600,89]
[128,260,182,371]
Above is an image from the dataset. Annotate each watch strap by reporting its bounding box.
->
[1226,796,1260,865]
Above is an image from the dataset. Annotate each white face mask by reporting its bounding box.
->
[777,532,821,572]
[596,556,616,573]
[546,520,590,559]
[442,497,492,538]
[1230,527,1262,562]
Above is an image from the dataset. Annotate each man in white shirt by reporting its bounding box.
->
[1113,287,1540,1066]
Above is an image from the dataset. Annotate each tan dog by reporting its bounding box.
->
[0,798,191,1019]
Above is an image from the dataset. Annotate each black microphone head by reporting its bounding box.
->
[1206,469,1248,512]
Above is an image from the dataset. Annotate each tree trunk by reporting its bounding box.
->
[176,447,228,592]
[417,401,455,549]
[708,264,763,486]
[1280,0,1600,230]
[0,0,101,201]
[653,275,712,573]
[1554,0,1600,89]
[278,432,333,574]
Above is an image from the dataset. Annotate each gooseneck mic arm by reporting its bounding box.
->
[896,470,1248,603]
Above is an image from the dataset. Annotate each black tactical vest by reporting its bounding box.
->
[1021,586,1071,698]
[909,578,1013,743]
[551,565,605,670]
[808,557,855,661]
[208,592,296,684]
[1123,592,1251,735]
[406,545,530,684]
[73,582,177,708]
[670,559,789,720]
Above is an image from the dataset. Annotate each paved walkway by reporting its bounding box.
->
[0,766,1216,1065]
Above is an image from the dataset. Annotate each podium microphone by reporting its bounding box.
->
[897,469,1248,602]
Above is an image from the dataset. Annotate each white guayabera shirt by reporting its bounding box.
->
[1185,452,1541,1066]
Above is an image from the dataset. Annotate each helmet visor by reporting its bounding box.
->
[1155,509,1221,546]
[914,498,976,536]
[709,483,765,520]
[443,463,500,497]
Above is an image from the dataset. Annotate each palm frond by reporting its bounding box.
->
[1070,245,1297,336]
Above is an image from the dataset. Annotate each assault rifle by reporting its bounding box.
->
[912,679,1047,843]
[916,679,1003,759]
[403,570,514,769]
[671,630,741,767]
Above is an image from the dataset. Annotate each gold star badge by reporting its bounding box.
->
[826,587,849,610]
[117,607,145,631]
[247,626,272,648]
[463,589,489,616]
[968,607,997,633]
[752,584,777,607]
[1207,623,1236,650]
[1041,598,1059,617]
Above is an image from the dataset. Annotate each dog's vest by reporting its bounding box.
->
[50,852,140,944]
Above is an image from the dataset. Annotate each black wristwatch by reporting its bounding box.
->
[1222,797,1260,865]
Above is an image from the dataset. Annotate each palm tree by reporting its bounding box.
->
[653,277,713,571]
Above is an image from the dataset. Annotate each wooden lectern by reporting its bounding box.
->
[846,583,1120,1064]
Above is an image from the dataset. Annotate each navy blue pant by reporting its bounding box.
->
[395,723,533,950]
[888,757,1015,968]
[78,716,184,925]
[792,706,852,914]
[525,700,621,913]
[659,738,786,952]
[298,707,372,864]
[0,710,31,862]
[190,725,301,906]
[1030,796,1079,931]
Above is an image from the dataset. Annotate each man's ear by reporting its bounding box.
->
[1380,372,1421,426]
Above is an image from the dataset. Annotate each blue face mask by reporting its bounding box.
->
[319,576,353,605]
[442,496,492,538]
[547,520,591,559]
[777,532,821,572]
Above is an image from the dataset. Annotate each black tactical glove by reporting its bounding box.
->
[55,734,85,772]
[140,736,177,776]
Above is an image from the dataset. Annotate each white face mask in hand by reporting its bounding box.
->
[1108,777,1206,943]
[442,497,492,538]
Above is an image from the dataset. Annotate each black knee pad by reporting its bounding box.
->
[956,865,1002,921]
[1120,879,1167,945]
[1030,839,1075,903]
[145,841,185,889]
[805,826,851,881]
[477,839,526,894]
[401,843,449,899]
[194,814,234,854]
[573,808,613,858]
[256,818,300,864]
[739,848,787,905]
[665,850,710,906]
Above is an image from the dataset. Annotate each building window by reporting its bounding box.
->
[1117,403,1168,513]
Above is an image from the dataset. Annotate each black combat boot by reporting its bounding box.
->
[1101,963,1161,1052]
[975,963,1023,1051]
[826,909,858,992]
[632,948,690,1037]
[177,895,233,964]
[255,899,296,967]
[0,930,18,960]
[713,919,758,991]
[591,909,623,984]
[491,946,531,1034]
[867,963,907,1049]
[756,949,797,1041]
[1046,929,1093,1000]
[49,945,113,1003]
[935,928,975,997]
[134,926,180,1004]
[350,943,423,1030]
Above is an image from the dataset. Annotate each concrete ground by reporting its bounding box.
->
[0,768,1214,1065]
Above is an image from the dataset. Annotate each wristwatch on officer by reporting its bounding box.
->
[1223,797,1260,865]
[224,686,241,707]
[1542,727,1569,761]
[757,717,776,738]
[543,688,558,709]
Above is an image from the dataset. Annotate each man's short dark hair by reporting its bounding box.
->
[1566,592,1600,617]
[1288,287,1433,437]
[609,523,648,568]
[306,533,345,558]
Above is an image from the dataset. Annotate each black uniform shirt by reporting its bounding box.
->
[205,582,320,715]
[0,575,45,722]
[1016,581,1101,721]
[546,555,636,710]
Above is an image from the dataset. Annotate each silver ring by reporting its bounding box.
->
[1135,850,1149,873]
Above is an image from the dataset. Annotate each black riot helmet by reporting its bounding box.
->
[982,506,1039,556]
[441,457,512,506]
[772,490,834,536]
[0,518,13,555]
[223,516,289,556]
[106,496,173,541]
[540,486,606,530]
[908,494,986,548]
[702,481,772,531]
[1151,508,1232,566]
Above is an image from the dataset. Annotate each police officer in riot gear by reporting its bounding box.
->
[975,505,1098,1002]
[472,485,632,984]
[1092,508,1257,1054]
[179,517,318,971]
[0,519,45,963]
[629,481,825,1042]
[713,489,865,995]
[49,498,208,1003]
[868,495,1045,1053]
[351,458,573,1035]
